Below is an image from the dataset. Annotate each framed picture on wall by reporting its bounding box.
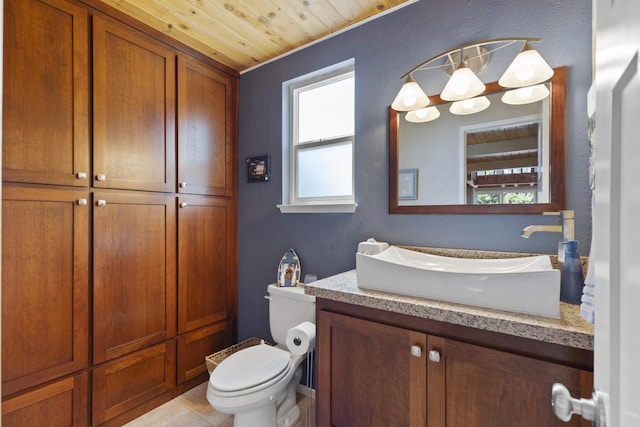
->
[398,169,418,200]
[246,155,270,182]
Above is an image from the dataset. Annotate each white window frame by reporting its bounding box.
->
[278,59,357,213]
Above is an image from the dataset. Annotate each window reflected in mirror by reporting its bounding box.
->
[389,67,565,215]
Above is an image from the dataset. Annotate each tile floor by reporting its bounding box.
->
[123,382,315,427]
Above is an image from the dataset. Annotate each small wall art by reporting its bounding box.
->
[399,168,418,200]
[246,155,270,182]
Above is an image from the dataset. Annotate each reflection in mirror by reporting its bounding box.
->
[389,67,565,214]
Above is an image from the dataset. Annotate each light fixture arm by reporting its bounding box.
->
[400,37,542,80]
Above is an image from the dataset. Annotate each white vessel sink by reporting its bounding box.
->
[356,246,560,317]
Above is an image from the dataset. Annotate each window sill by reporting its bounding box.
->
[277,202,358,214]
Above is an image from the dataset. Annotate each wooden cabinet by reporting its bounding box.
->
[2,373,88,426]
[92,341,176,426]
[426,335,591,426]
[317,312,426,427]
[177,321,232,384]
[93,191,177,364]
[177,196,236,333]
[176,195,236,382]
[2,0,89,187]
[317,306,594,427]
[3,0,238,424]
[177,55,236,197]
[2,186,89,397]
[92,15,176,192]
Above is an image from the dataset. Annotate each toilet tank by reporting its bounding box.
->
[267,284,316,346]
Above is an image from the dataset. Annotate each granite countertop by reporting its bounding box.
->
[304,269,594,351]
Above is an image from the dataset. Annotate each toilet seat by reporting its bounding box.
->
[210,345,292,397]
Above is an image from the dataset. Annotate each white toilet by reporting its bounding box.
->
[207,284,316,427]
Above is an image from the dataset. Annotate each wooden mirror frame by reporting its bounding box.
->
[389,66,566,214]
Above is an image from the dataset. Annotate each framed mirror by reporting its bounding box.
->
[389,66,566,214]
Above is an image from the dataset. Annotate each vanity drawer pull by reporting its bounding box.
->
[410,345,422,358]
[429,350,441,363]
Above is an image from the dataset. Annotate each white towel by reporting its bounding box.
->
[580,196,596,324]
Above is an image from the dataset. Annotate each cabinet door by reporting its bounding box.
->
[2,0,89,186]
[93,15,176,192]
[177,55,237,196]
[93,191,176,364]
[2,186,89,396]
[2,372,88,426]
[177,320,232,384]
[427,335,593,427]
[317,310,427,427]
[92,340,176,425]
[177,196,236,333]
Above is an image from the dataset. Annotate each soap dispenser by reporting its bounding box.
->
[560,240,584,304]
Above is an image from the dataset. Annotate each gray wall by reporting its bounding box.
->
[237,0,593,341]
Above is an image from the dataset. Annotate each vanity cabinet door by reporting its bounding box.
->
[427,335,593,427]
[317,310,427,427]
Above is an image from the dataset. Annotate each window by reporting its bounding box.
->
[278,60,356,213]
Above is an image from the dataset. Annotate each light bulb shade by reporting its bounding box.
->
[501,84,550,105]
[449,96,491,115]
[498,42,554,88]
[391,75,430,111]
[440,64,486,101]
[405,106,440,123]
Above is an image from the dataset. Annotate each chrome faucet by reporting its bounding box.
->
[521,210,575,262]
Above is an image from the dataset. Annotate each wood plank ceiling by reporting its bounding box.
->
[97,0,414,72]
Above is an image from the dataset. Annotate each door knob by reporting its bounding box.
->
[428,350,441,363]
[551,383,606,426]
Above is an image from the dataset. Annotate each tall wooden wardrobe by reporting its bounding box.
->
[1,0,238,425]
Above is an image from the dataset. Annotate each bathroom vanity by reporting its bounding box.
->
[305,269,594,427]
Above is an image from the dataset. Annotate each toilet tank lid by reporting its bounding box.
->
[268,284,316,302]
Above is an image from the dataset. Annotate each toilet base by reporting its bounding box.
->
[276,366,303,426]
[227,366,303,427]
[232,400,277,427]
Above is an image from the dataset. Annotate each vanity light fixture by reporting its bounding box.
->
[501,83,550,105]
[393,37,554,120]
[440,61,486,101]
[498,41,554,88]
[391,74,430,111]
[449,95,491,115]
[405,106,441,123]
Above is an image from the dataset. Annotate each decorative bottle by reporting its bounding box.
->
[560,240,584,304]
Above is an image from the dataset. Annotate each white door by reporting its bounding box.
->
[593,0,640,425]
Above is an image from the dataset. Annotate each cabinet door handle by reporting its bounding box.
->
[96,174,106,181]
[428,350,441,363]
[77,198,87,206]
[77,172,87,179]
[96,200,106,207]
[179,182,187,188]
[410,345,422,358]
[180,202,188,208]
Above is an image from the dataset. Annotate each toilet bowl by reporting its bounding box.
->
[206,284,315,427]
[207,344,305,427]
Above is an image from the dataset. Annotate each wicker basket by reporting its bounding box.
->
[205,337,272,374]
